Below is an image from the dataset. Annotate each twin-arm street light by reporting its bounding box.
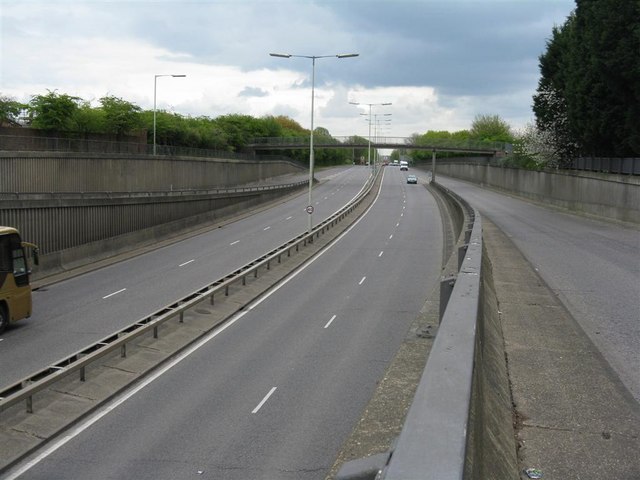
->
[349,101,392,173]
[153,74,186,155]
[270,52,359,233]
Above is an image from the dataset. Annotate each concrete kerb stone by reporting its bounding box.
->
[0,175,381,474]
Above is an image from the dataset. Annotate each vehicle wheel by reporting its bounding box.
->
[0,305,7,334]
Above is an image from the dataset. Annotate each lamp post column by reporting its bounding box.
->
[308,57,316,234]
[270,52,358,233]
[153,74,186,156]
[153,76,158,155]
[367,104,373,173]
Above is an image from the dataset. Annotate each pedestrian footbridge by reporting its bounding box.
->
[248,136,510,155]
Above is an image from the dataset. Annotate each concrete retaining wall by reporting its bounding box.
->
[0,151,302,192]
[436,163,640,224]
[2,187,304,256]
[0,151,306,279]
[464,248,519,479]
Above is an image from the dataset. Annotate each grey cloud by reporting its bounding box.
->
[239,87,269,98]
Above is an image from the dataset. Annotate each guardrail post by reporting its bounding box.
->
[26,395,33,414]
[439,275,456,323]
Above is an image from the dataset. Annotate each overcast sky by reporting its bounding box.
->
[1,0,575,139]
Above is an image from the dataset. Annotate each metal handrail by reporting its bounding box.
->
[0,173,376,414]
[249,136,508,153]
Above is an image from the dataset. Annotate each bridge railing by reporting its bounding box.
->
[249,136,507,152]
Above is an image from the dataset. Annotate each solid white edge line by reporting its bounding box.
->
[324,314,337,329]
[102,288,126,299]
[2,310,249,480]
[252,387,277,414]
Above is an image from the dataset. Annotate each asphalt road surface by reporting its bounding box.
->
[437,174,640,402]
[0,166,371,389]
[8,166,444,479]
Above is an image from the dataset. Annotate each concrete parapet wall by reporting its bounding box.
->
[437,163,640,224]
[0,151,306,279]
[464,248,519,479]
[0,151,303,192]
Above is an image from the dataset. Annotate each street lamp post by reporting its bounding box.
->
[349,101,391,174]
[270,52,358,233]
[153,74,186,155]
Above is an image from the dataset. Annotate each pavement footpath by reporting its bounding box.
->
[483,219,640,479]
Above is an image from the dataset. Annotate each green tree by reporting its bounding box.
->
[99,95,142,136]
[73,101,105,133]
[346,135,368,164]
[0,95,26,124]
[311,127,347,166]
[566,0,640,156]
[533,15,577,165]
[28,90,81,131]
[273,115,306,135]
[140,110,188,147]
[212,114,279,151]
[469,114,513,143]
[534,0,640,158]
[185,116,228,150]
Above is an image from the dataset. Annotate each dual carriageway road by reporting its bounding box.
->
[2,165,445,479]
[2,165,638,479]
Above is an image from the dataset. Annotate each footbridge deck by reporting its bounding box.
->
[248,136,509,155]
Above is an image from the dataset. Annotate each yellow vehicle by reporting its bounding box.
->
[0,226,39,333]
